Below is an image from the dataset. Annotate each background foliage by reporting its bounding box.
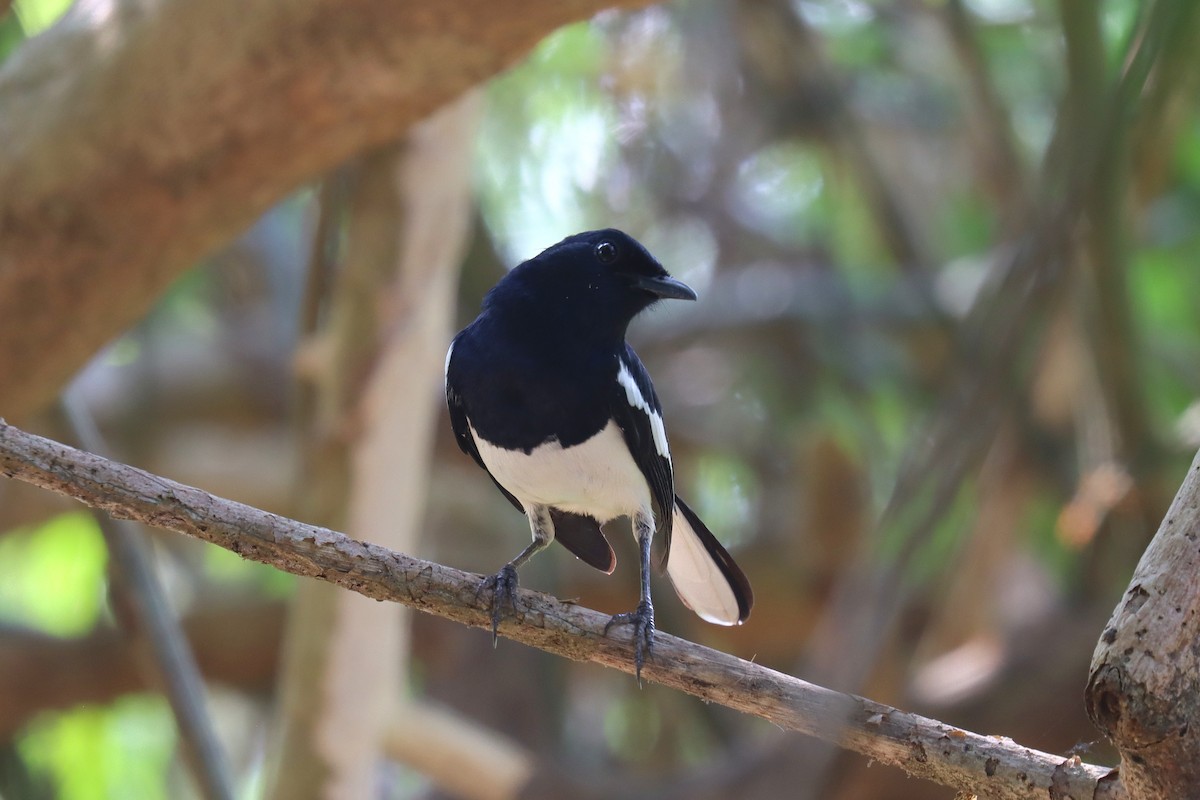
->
[2,0,1199,798]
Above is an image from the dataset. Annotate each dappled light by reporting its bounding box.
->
[2,0,1200,798]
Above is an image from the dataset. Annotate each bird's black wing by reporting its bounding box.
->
[446,384,523,514]
[610,345,675,562]
[446,338,523,514]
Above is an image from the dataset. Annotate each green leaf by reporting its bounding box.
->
[0,511,108,636]
[20,696,177,800]
[13,0,73,35]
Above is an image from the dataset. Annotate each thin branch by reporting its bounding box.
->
[939,0,1031,225]
[1059,0,1147,467]
[0,420,1124,799]
[56,395,235,800]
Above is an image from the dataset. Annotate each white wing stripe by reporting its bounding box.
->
[616,360,670,460]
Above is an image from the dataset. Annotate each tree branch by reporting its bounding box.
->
[0,0,651,420]
[1087,449,1200,798]
[0,419,1124,799]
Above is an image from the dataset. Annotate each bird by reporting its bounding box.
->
[444,228,753,680]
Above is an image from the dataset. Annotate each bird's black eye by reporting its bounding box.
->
[595,241,619,264]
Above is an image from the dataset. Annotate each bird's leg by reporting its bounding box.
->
[604,508,655,685]
[476,505,554,646]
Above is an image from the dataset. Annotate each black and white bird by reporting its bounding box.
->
[445,229,753,678]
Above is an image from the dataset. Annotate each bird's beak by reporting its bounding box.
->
[634,274,698,301]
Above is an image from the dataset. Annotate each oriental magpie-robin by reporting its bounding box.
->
[445,229,753,679]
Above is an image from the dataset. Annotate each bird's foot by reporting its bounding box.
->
[475,564,520,646]
[605,600,655,685]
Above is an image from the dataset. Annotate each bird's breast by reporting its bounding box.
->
[471,420,650,523]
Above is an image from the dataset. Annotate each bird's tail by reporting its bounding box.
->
[665,497,753,626]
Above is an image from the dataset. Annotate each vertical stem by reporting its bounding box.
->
[58,394,234,800]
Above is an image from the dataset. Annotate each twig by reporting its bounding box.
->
[56,397,235,800]
[0,420,1124,799]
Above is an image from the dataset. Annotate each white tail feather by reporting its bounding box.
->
[665,505,741,625]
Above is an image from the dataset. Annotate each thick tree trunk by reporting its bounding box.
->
[1086,449,1200,799]
[0,0,649,420]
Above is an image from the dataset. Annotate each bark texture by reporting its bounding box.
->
[0,420,1126,800]
[0,0,648,420]
[1087,449,1200,799]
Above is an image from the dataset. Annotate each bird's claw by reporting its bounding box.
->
[605,600,655,685]
[475,564,520,646]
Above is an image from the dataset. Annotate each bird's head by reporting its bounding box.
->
[491,229,696,340]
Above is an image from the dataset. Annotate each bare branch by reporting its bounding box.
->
[0,420,1125,798]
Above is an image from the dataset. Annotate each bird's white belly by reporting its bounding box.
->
[472,420,651,523]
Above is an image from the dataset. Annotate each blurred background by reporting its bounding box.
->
[2,0,1200,798]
